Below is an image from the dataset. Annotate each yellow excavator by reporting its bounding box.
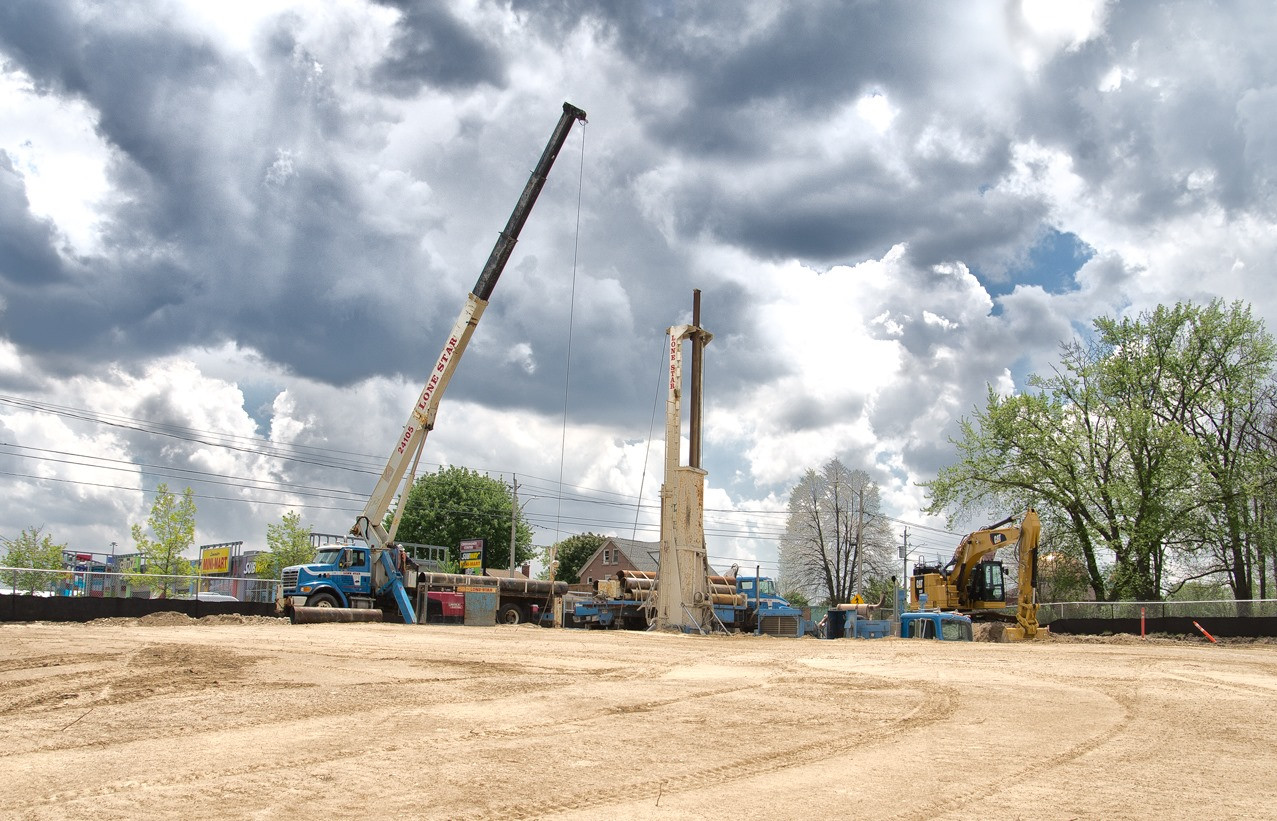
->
[910,509,1043,640]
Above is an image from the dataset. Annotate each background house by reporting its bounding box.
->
[577,537,660,587]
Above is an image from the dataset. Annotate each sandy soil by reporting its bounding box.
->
[2,616,1275,820]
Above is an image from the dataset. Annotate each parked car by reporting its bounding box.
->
[180,592,240,602]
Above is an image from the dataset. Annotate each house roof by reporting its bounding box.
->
[581,537,660,575]
[610,538,661,573]
[582,537,727,577]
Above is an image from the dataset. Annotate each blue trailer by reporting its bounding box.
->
[568,574,814,636]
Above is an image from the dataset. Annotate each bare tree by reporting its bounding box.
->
[778,458,895,606]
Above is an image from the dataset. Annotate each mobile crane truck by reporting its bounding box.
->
[280,102,587,625]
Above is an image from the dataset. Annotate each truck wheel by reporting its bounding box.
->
[307,592,339,608]
[497,603,523,624]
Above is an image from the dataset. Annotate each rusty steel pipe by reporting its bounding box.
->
[291,607,384,624]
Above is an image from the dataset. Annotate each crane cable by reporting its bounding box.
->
[630,336,668,542]
[550,117,587,580]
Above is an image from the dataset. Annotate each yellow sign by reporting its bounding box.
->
[460,558,483,570]
[200,546,231,574]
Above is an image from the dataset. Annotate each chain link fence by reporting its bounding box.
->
[1038,599,1277,622]
[1,566,280,603]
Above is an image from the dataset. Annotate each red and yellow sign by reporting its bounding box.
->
[200,546,231,575]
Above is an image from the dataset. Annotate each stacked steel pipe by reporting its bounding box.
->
[614,570,745,607]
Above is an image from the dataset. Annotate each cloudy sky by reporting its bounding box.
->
[2,0,1275,573]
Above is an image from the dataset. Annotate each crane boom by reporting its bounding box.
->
[352,102,587,549]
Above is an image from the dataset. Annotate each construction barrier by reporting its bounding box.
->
[0,593,280,623]
[1048,616,1277,638]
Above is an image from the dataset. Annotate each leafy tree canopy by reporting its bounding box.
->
[781,588,810,609]
[129,483,196,598]
[925,299,1277,603]
[393,466,533,570]
[1,526,68,593]
[264,510,315,580]
[541,532,605,583]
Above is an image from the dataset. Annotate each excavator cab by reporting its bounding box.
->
[966,559,1006,606]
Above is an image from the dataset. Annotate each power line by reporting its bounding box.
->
[0,442,369,501]
[1,392,961,545]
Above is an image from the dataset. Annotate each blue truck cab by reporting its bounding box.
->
[280,544,374,610]
[900,610,974,641]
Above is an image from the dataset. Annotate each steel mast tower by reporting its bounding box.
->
[654,290,714,632]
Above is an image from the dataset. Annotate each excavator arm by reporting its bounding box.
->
[1011,509,1042,638]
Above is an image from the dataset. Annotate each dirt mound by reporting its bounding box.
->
[198,614,284,625]
[973,622,1006,642]
[137,611,194,626]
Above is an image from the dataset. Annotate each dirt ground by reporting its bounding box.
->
[2,616,1275,820]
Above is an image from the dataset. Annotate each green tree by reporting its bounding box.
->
[778,458,895,606]
[1253,407,1277,599]
[926,300,1276,603]
[1,526,69,593]
[264,510,315,580]
[780,588,810,609]
[1107,301,1277,606]
[393,467,533,570]
[129,483,196,598]
[541,533,605,583]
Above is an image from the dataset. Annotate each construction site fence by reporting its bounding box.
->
[1038,599,1277,621]
[0,592,280,622]
[0,566,281,610]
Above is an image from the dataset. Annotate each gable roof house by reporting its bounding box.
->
[576,537,660,588]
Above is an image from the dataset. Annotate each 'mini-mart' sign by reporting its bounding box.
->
[459,539,485,575]
[199,542,239,575]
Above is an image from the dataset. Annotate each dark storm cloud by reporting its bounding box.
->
[0,152,66,285]
[519,1,1277,286]
[512,1,1043,272]
[1018,2,1277,223]
[371,0,506,95]
[4,0,1275,449]
[0,5,448,384]
[517,1,941,115]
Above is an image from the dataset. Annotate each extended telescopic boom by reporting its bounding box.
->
[352,102,587,549]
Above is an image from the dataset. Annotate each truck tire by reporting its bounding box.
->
[497,603,524,625]
[307,591,339,608]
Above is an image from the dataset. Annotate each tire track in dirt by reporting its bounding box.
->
[479,676,961,821]
[18,669,862,815]
[0,643,280,756]
[0,653,105,675]
[1147,658,1277,697]
[890,678,1137,820]
[14,660,676,811]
